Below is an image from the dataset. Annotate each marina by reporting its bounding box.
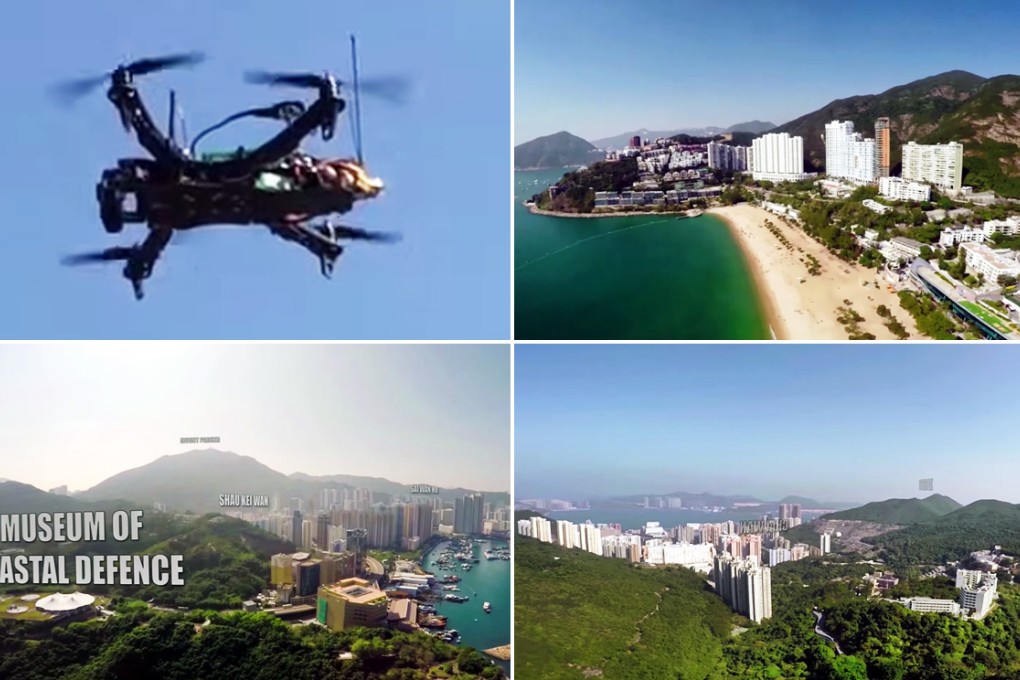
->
[422,538,510,673]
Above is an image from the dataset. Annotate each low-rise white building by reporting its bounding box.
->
[961,241,1020,281]
[939,225,986,247]
[762,201,801,221]
[884,236,925,261]
[879,176,931,202]
[817,178,854,198]
[983,217,1020,238]
[902,597,961,615]
[862,199,890,215]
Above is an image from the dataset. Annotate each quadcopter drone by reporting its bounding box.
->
[55,39,404,299]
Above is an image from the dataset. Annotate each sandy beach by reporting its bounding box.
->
[484,644,511,661]
[709,204,921,340]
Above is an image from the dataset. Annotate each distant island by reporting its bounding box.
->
[588,121,776,150]
[513,130,604,170]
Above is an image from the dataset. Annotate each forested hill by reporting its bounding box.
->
[515,537,733,679]
[821,494,961,524]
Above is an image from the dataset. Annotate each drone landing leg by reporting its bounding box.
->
[123,226,173,301]
[268,222,343,279]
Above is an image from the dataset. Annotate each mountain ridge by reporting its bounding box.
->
[822,493,962,524]
[68,449,505,513]
[770,69,1020,195]
[514,130,603,169]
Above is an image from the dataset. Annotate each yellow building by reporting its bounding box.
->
[317,578,389,631]
[270,553,294,585]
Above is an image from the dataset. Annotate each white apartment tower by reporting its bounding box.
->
[901,141,964,193]
[825,120,877,184]
[529,516,553,543]
[750,133,807,183]
[820,533,831,555]
[714,553,773,623]
[556,520,577,550]
[708,142,750,172]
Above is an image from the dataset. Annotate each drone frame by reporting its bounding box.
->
[82,40,378,300]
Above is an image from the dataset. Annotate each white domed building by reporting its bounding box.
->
[35,592,95,616]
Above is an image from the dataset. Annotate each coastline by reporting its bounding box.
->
[527,204,699,220]
[484,644,511,661]
[713,209,786,340]
[708,204,921,341]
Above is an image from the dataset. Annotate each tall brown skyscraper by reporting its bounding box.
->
[875,117,891,177]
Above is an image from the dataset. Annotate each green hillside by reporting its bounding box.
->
[532,156,640,213]
[124,514,295,608]
[772,70,1020,197]
[515,537,733,679]
[822,494,961,525]
[0,609,503,680]
[867,499,1020,567]
[514,131,604,169]
[5,512,294,608]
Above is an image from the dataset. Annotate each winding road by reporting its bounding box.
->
[813,609,844,655]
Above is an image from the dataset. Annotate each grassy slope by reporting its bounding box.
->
[515,537,733,680]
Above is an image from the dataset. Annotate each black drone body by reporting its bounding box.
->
[57,45,402,299]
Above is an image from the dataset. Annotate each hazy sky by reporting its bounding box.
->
[0,344,509,492]
[516,344,1020,505]
[515,0,1020,143]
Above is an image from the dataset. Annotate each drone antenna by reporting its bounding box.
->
[168,90,177,147]
[350,34,364,165]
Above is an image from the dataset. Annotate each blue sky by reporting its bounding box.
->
[0,343,509,492]
[515,344,1020,504]
[515,0,1020,143]
[0,1,508,339]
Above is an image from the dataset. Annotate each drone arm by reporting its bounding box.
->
[226,95,344,172]
[108,84,184,164]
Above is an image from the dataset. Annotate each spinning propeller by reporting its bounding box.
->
[243,72,410,105]
[61,246,137,266]
[52,52,206,104]
[316,223,402,244]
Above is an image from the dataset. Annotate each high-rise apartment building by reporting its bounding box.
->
[875,117,891,177]
[316,512,331,549]
[527,516,553,543]
[825,120,877,184]
[820,533,831,555]
[707,142,750,172]
[901,141,964,193]
[291,510,303,547]
[454,493,485,535]
[714,554,773,623]
[750,133,807,182]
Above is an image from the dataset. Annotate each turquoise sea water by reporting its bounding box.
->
[514,169,770,340]
[424,539,510,674]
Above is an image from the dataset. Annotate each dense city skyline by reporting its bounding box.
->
[0,344,510,492]
[516,344,1019,504]
[515,0,1020,143]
